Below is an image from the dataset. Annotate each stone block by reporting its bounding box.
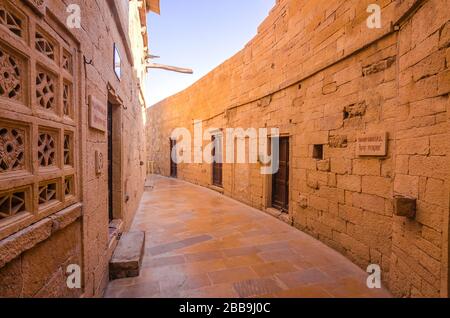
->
[362,176,392,199]
[439,21,450,48]
[292,97,303,107]
[394,174,419,198]
[362,56,396,76]
[316,159,330,172]
[343,102,366,119]
[50,204,82,233]
[352,192,386,214]
[0,218,53,269]
[109,231,146,280]
[305,131,329,145]
[397,137,430,155]
[409,155,449,178]
[21,222,81,297]
[338,204,363,224]
[421,226,442,248]
[308,195,328,212]
[298,195,308,208]
[412,50,446,82]
[331,158,352,174]
[437,69,450,95]
[353,159,380,176]
[322,82,337,95]
[415,200,444,231]
[446,47,450,67]
[337,175,361,192]
[423,178,446,207]
[0,258,22,297]
[409,96,447,118]
[329,135,348,148]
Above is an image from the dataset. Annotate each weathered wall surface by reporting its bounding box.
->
[0,0,147,297]
[147,0,450,297]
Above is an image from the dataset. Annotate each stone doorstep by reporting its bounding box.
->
[264,208,291,224]
[109,231,146,280]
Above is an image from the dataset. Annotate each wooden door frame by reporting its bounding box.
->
[107,84,124,221]
[169,138,177,178]
[262,133,293,218]
[211,133,223,188]
[444,110,450,298]
[207,129,223,191]
[271,136,290,212]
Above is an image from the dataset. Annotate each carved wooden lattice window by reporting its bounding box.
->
[63,82,72,117]
[0,5,23,38]
[62,50,72,73]
[0,1,79,239]
[0,189,27,219]
[38,181,58,207]
[0,46,24,101]
[38,131,56,167]
[0,126,25,172]
[35,30,54,60]
[64,133,71,166]
[64,175,73,197]
[36,69,56,111]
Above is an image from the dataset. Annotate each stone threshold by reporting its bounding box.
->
[263,207,292,225]
[109,231,145,280]
[208,184,224,194]
[107,219,124,263]
[0,203,83,270]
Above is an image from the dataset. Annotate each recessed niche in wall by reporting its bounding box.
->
[313,144,324,160]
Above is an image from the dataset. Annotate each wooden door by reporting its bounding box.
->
[271,137,289,212]
[107,102,114,221]
[212,135,222,187]
[170,139,177,178]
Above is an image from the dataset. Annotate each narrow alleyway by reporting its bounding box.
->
[104,176,391,298]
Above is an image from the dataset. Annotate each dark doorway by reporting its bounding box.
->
[170,139,177,178]
[212,135,223,187]
[271,136,289,212]
[107,102,114,221]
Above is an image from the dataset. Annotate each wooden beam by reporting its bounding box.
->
[147,63,193,74]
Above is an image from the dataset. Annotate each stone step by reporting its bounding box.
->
[109,231,145,280]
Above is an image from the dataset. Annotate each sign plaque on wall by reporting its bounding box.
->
[356,132,388,157]
[89,95,107,132]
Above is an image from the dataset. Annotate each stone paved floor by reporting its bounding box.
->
[104,175,391,298]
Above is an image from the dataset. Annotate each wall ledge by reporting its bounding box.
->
[0,203,82,269]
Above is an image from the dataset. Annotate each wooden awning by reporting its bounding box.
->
[146,0,160,14]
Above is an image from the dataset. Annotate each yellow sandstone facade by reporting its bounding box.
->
[0,0,150,297]
[147,0,450,297]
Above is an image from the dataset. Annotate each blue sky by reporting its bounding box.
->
[145,0,276,106]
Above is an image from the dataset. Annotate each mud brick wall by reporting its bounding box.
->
[147,0,450,297]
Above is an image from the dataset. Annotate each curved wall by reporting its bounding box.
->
[147,0,450,297]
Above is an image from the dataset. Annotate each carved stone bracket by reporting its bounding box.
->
[22,0,47,17]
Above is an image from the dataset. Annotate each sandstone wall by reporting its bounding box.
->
[147,0,450,297]
[0,0,147,297]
